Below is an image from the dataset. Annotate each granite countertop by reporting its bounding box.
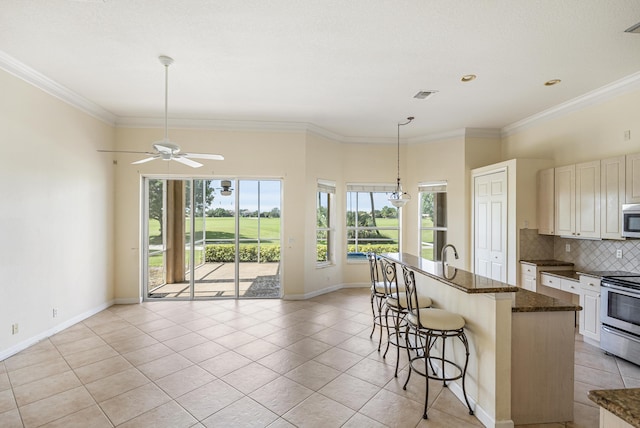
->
[520,259,575,267]
[588,388,640,427]
[540,270,581,281]
[382,252,518,294]
[512,288,581,313]
[577,270,640,278]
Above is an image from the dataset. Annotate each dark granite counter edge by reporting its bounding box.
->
[520,259,575,267]
[588,388,640,427]
[513,289,581,313]
[540,270,581,281]
[386,255,518,294]
[382,253,581,313]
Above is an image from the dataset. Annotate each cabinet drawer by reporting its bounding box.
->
[540,273,561,290]
[580,275,601,292]
[521,264,536,276]
[561,279,580,295]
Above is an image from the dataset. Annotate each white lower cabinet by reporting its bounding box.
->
[540,273,579,295]
[579,275,601,343]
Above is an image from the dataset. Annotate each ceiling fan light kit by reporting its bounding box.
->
[98,56,224,168]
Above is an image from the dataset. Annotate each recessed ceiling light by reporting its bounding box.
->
[625,21,640,34]
[413,90,438,99]
[544,79,561,86]
[461,74,476,82]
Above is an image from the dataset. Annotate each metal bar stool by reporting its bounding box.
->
[367,252,387,351]
[379,257,431,377]
[401,265,473,419]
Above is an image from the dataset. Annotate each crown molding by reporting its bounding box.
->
[502,71,640,137]
[4,48,638,142]
[0,50,116,125]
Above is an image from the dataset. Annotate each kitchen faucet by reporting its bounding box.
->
[441,244,459,272]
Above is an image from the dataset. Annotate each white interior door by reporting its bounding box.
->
[474,171,507,282]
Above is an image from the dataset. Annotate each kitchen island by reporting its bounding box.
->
[382,253,581,428]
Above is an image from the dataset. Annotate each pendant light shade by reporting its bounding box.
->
[388,117,414,208]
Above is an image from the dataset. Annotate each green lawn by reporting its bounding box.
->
[149,217,281,244]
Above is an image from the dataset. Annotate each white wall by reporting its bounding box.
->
[502,88,640,163]
[112,127,308,300]
[0,69,115,358]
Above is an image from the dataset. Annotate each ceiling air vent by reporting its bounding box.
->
[413,90,438,100]
[625,21,640,34]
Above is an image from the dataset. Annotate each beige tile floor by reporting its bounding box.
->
[1,288,640,427]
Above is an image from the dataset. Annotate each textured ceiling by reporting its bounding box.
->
[1,0,639,140]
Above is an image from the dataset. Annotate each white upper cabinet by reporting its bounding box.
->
[554,161,600,238]
[626,152,640,203]
[555,165,575,236]
[601,156,625,240]
[575,160,600,239]
[537,168,555,235]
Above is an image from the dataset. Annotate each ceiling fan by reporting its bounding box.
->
[98,56,224,168]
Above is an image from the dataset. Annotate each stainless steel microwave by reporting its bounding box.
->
[622,204,640,238]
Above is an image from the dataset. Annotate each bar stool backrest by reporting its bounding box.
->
[402,265,420,322]
[379,257,399,298]
[367,252,380,288]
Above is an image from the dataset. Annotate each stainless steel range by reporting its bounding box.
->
[601,275,640,366]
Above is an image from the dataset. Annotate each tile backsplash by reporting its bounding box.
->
[520,228,640,272]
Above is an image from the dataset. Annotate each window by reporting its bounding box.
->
[419,182,447,261]
[317,180,335,264]
[346,184,399,258]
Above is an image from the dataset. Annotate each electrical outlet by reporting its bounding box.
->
[616,249,623,259]
[53,308,58,318]
[625,130,631,141]
[11,323,18,335]
[565,243,571,253]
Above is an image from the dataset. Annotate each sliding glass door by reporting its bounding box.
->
[142,177,282,300]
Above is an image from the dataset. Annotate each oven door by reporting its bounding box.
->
[601,282,640,337]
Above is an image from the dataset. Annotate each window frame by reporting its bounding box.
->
[346,183,400,259]
[316,180,335,266]
[418,182,448,261]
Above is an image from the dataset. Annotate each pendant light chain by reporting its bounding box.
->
[397,116,414,191]
[389,116,414,208]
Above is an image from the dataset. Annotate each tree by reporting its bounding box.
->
[148,179,216,238]
[269,207,281,218]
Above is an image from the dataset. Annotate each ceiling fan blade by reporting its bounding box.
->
[173,156,203,168]
[183,153,225,161]
[132,156,160,165]
[97,149,154,155]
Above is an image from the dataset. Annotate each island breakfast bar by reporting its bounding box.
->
[381,252,581,428]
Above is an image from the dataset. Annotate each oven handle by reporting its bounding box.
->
[601,282,640,298]
[602,325,640,343]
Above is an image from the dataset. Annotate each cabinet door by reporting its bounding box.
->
[580,290,601,342]
[537,168,555,235]
[601,156,625,239]
[555,165,575,236]
[626,152,640,203]
[575,160,600,238]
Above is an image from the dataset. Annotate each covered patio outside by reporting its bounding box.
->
[148,261,281,299]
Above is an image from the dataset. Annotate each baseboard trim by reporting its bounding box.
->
[429,357,514,428]
[283,282,369,300]
[114,297,142,305]
[0,300,114,361]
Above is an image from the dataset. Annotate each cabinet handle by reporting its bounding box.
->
[577,233,580,236]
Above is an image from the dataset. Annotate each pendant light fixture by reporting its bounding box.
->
[388,116,414,208]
